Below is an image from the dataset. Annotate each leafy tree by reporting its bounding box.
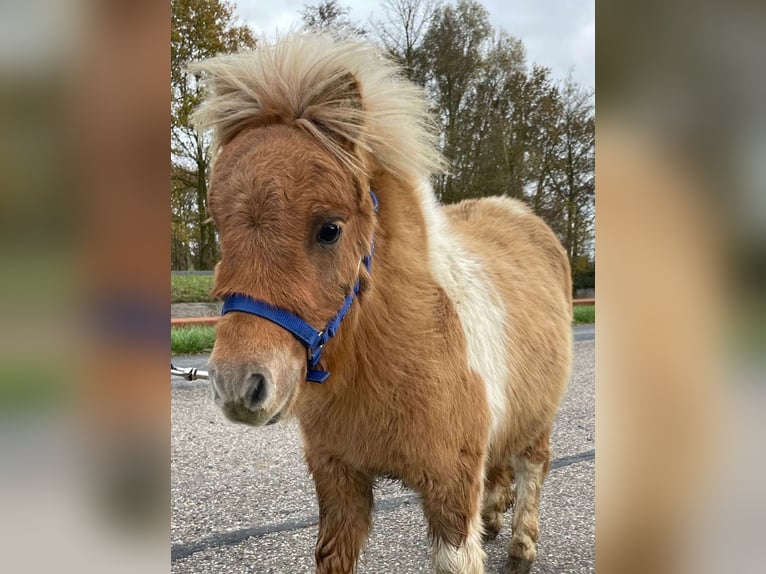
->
[450,33,527,200]
[418,0,493,201]
[548,77,595,264]
[171,0,256,269]
[572,256,595,292]
[524,66,566,215]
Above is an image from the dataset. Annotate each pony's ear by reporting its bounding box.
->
[298,71,365,165]
[320,71,362,104]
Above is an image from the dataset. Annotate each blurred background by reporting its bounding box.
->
[0,0,764,572]
[0,0,169,571]
[597,2,766,573]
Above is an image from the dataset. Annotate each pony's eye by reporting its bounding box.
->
[317,222,341,245]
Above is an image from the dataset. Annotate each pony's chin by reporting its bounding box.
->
[221,398,293,427]
[221,403,275,427]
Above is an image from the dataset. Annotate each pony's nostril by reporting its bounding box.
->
[243,372,268,411]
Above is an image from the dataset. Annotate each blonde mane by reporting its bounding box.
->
[191,32,445,179]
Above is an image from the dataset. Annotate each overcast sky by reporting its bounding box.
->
[234,0,594,88]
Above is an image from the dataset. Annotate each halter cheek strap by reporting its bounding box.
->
[221,190,379,384]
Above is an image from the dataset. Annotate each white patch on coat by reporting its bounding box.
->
[414,181,510,440]
[512,456,542,515]
[431,494,486,574]
[510,454,544,560]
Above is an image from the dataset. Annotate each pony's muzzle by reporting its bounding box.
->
[208,361,277,425]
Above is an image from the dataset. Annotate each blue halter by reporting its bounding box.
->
[221,191,379,384]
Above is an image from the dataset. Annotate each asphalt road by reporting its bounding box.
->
[171,331,594,573]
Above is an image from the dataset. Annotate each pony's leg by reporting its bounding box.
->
[481,461,515,541]
[506,431,551,574]
[421,468,487,574]
[308,455,374,574]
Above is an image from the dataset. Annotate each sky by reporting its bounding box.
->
[234,0,594,88]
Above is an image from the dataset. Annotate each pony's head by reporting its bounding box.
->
[204,124,377,425]
[191,33,442,426]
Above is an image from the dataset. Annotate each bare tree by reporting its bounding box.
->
[301,0,366,36]
[371,0,441,79]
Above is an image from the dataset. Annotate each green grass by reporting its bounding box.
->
[171,325,216,355]
[171,274,215,303]
[573,304,595,324]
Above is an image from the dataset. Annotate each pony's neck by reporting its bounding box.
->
[322,172,437,389]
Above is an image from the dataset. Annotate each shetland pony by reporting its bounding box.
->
[192,33,571,574]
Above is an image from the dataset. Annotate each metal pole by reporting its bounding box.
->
[171,363,209,381]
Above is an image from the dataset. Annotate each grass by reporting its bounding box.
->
[171,325,216,355]
[171,274,215,303]
[573,304,595,324]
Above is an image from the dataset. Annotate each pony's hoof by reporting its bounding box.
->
[504,556,533,574]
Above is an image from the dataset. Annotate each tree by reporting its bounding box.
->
[171,0,256,269]
[418,0,493,201]
[523,66,566,215]
[371,0,441,80]
[548,77,595,264]
[449,33,527,200]
[300,0,366,36]
[171,166,197,270]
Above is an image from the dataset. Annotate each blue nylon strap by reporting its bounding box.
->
[221,190,379,384]
[222,295,323,348]
[306,370,330,383]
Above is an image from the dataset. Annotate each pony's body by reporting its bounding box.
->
[194,34,571,574]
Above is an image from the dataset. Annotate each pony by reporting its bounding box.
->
[192,33,572,574]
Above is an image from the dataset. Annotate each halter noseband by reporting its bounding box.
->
[221,191,379,384]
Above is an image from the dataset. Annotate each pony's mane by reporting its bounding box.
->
[190,32,445,179]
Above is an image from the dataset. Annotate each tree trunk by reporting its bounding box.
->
[195,136,210,269]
